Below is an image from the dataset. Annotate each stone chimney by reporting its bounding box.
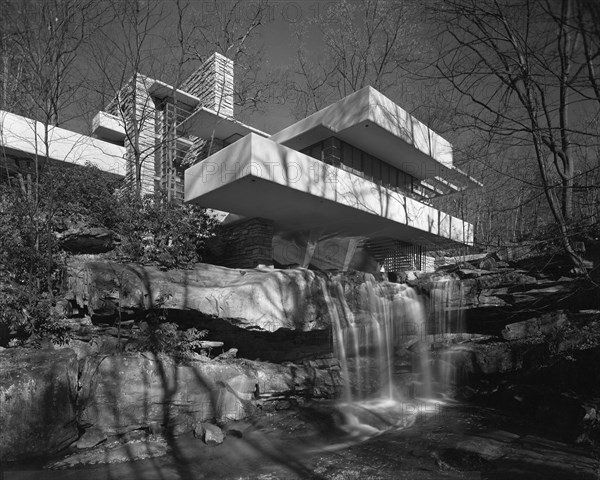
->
[182,52,234,118]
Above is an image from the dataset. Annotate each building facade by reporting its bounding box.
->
[1,52,480,273]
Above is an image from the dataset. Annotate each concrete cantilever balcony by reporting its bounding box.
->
[1,110,126,176]
[184,133,473,248]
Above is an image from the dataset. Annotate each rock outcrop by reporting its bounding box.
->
[0,348,79,461]
[66,260,331,332]
[77,353,341,435]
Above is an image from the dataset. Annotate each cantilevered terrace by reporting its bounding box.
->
[184,86,480,250]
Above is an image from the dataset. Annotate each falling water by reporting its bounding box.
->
[321,273,464,438]
[429,277,467,392]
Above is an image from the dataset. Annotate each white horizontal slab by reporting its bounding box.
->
[1,111,126,176]
[180,107,268,144]
[270,86,481,190]
[185,134,473,247]
[92,111,125,143]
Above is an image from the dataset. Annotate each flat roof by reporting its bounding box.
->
[147,80,201,108]
[270,86,481,190]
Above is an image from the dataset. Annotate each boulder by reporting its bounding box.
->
[198,423,225,445]
[0,348,78,461]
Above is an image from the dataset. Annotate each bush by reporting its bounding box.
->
[0,162,217,345]
[131,321,209,360]
[113,191,218,269]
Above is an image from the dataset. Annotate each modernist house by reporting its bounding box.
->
[0,53,479,273]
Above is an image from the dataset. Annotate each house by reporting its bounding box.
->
[180,55,480,272]
[1,52,480,273]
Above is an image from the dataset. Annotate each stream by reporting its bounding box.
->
[4,400,598,479]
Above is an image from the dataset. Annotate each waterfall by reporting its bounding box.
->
[428,277,466,393]
[321,273,452,438]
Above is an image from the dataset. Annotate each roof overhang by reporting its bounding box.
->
[92,111,125,143]
[148,80,200,108]
[179,107,268,144]
[185,133,473,249]
[270,86,481,192]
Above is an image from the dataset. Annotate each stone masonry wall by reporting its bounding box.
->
[106,74,156,196]
[205,217,274,268]
[181,52,234,118]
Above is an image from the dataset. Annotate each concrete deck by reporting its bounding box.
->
[185,134,473,247]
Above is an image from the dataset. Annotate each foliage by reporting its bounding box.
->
[41,163,123,230]
[0,162,217,345]
[0,175,63,344]
[112,191,218,269]
[131,320,209,360]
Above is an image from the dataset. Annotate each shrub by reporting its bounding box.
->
[0,162,217,345]
[131,321,209,360]
[112,191,219,268]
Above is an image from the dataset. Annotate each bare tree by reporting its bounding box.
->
[427,0,600,269]
[184,0,272,119]
[289,0,421,118]
[1,0,98,243]
[0,0,103,314]
[87,0,175,197]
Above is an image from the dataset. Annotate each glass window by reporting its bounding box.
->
[398,170,412,190]
[363,153,373,179]
[352,147,362,172]
[381,162,390,187]
[389,165,399,190]
[339,142,351,170]
[342,142,352,168]
[371,157,381,184]
[310,143,322,161]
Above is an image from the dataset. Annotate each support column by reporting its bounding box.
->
[302,229,324,268]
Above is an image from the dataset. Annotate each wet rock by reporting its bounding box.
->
[76,427,107,449]
[502,311,567,340]
[199,423,224,445]
[446,339,547,376]
[450,431,598,479]
[456,436,507,460]
[46,437,168,468]
[0,348,78,461]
